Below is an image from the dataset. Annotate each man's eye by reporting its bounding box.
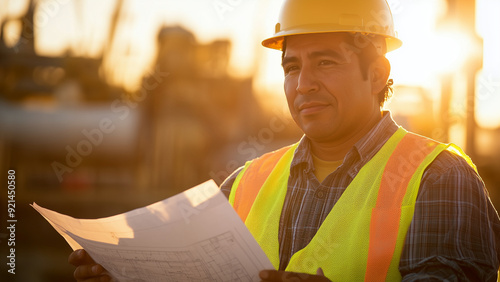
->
[319,60,336,66]
[284,65,299,74]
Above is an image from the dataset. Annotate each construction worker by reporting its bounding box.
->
[69,0,500,281]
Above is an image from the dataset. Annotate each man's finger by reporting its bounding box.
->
[76,275,111,282]
[74,266,112,282]
[259,269,331,282]
[73,264,103,278]
[68,249,95,266]
[260,269,309,281]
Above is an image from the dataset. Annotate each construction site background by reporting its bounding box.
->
[1,0,499,281]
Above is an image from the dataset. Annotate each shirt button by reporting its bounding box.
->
[315,190,325,199]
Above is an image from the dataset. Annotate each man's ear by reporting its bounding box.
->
[369,56,391,96]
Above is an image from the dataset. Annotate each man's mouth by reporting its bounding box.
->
[298,102,329,115]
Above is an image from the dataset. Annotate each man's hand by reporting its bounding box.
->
[68,249,111,282]
[259,268,331,282]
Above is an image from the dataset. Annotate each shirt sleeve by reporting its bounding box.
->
[399,150,500,281]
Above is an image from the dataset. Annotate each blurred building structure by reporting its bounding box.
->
[0,2,298,281]
[0,2,140,280]
[0,1,279,200]
[137,25,266,194]
[0,0,129,196]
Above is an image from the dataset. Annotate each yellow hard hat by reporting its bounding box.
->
[262,0,402,53]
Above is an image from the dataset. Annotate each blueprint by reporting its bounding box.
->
[32,180,273,281]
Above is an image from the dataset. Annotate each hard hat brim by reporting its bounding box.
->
[262,30,402,53]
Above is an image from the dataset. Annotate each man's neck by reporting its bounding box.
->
[309,111,383,161]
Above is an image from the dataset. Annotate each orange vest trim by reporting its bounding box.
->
[365,132,438,281]
[233,145,294,222]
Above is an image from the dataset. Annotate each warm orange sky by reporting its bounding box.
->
[1,0,499,128]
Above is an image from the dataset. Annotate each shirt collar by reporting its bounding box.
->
[290,111,400,174]
[352,111,400,165]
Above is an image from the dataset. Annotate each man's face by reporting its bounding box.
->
[282,33,380,144]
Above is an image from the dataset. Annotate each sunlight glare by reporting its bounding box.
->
[475,0,500,128]
[430,30,474,74]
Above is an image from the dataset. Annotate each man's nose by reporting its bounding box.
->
[296,66,319,94]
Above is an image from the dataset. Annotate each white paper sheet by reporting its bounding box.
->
[32,180,274,281]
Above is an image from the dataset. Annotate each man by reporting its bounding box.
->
[70,0,500,281]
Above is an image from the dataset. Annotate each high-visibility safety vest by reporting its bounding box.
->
[228,127,475,281]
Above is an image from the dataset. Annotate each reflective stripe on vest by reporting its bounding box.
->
[228,128,475,281]
[230,144,296,223]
